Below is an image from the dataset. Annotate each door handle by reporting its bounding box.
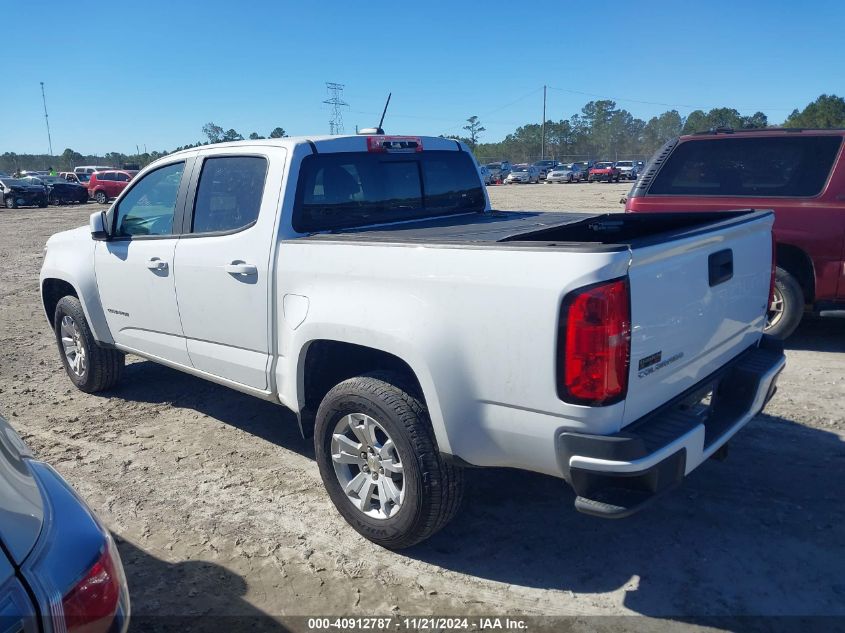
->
[224,262,258,276]
[146,257,168,271]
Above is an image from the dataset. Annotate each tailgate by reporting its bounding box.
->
[622,212,774,426]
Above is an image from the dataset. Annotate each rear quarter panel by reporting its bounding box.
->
[275,240,631,474]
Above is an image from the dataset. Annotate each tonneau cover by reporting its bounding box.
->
[298,211,597,244]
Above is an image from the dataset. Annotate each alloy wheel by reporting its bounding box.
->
[331,413,404,519]
[60,315,87,377]
[766,286,785,330]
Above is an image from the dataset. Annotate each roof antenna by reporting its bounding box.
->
[358,93,391,135]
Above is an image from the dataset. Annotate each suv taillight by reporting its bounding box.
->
[557,278,631,405]
[61,541,125,633]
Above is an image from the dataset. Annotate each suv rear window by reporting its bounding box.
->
[293,150,485,232]
[648,136,842,197]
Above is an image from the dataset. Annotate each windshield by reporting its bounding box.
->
[617,161,633,167]
[596,162,614,168]
[40,176,66,183]
[294,150,486,232]
[0,179,28,186]
[75,174,90,182]
[512,167,529,173]
[486,163,502,169]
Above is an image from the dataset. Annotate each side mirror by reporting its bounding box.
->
[90,210,109,240]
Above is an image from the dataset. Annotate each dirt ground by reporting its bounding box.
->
[0,185,843,632]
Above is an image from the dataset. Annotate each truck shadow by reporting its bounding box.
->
[784,317,844,352]
[406,413,845,620]
[117,537,290,632]
[111,360,312,459]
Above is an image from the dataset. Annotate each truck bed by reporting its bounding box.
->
[296,209,763,250]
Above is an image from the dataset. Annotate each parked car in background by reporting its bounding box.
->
[88,170,135,204]
[532,159,560,180]
[545,163,580,183]
[0,413,130,632]
[505,164,540,183]
[74,165,112,176]
[571,161,593,181]
[61,172,90,185]
[626,127,845,339]
[485,161,512,182]
[588,161,621,182]
[0,177,48,208]
[479,164,493,185]
[615,160,639,180]
[21,176,89,205]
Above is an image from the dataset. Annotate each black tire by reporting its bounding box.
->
[765,267,804,340]
[4,196,16,209]
[38,198,48,208]
[314,371,464,549]
[95,190,108,205]
[49,194,58,205]
[53,295,124,393]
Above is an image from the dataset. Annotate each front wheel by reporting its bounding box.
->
[765,267,804,339]
[54,296,124,392]
[315,372,464,549]
[4,196,16,209]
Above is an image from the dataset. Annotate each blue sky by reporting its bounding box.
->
[2,0,843,155]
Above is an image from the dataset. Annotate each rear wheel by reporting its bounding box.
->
[54,296,124,392]
[95,190,108,204]
[765,267,804,339]
[315,372,464,549]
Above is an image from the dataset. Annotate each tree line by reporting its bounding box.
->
[0,122,288,174]
[2,94,844,174]
[458,93,845,165]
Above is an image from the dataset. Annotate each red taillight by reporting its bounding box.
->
[558,278,631,405]
[61,543,123,633]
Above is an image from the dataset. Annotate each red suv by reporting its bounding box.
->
[626,128,845,338]
[88,170,136,204]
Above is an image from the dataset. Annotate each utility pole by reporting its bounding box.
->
[323,82,349,135]
[541,85,547,161]
[40,82,53,156]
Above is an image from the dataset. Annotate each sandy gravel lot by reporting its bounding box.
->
[0,186,842,632]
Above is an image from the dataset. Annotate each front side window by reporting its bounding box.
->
[649,136,843,197]
[191,156,267,234]
[114,162,184,237]
[293,150,486,232]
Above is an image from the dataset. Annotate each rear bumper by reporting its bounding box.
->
[557,336,786,518]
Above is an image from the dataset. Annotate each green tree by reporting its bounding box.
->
[643,110,683,154]
[248,132,264,140]
[222,129,243,142]
[269,127,287,138]
[462,116,486,150]
[202,122,224,143]
[784,94,845,128]
[741,111,768,128]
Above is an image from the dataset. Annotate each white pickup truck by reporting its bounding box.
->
[40,134,785,548]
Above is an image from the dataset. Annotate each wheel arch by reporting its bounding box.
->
[294,339,448,451]
[776,243,815,304]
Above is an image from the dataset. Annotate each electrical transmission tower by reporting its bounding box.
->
[323,82,349,135]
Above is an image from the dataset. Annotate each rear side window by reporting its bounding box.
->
[293,150,485,232]
[115,172,130,182]
[191,156,267,234]
[648,136,842,197]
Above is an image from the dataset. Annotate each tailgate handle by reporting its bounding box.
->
[708,249,733,287]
